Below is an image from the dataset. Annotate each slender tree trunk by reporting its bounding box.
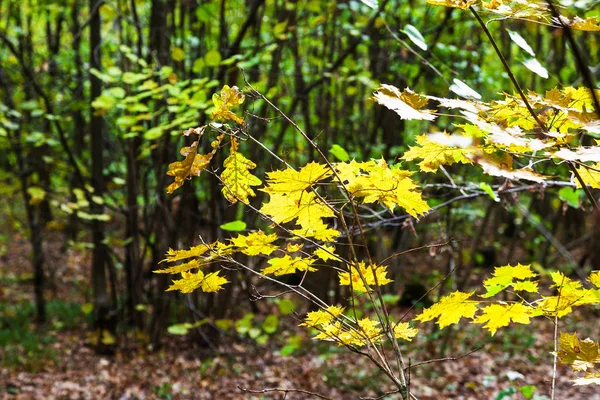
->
[89,0,113,352]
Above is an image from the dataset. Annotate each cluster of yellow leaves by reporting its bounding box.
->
[415,265,600,335]
[300,305,418,347]
[427,0,600,31]
[380,84,600,185]
[559,332,600,385]
[338,261,393,293]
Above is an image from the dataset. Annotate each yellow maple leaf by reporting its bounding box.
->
[559,332,600,372]
[314,245,341,262]
[415,291,478,328]
[166,131,224,194]
[537,271,600,317]
[393,322,419,341]
[481,263,537,297]
[338,261,393,293]
[262,255,316,276]
[212,85,245,124]
[346,158,430,217]
[286,243,304,253]
[576,164,600,189]
[261,190,335,232]
[221,138,262,203]
[573,372,600,386]
[373,85,436,121]
[153,258,202,275]
[167,270,229,293]
[403,133,473,173]
[291,221,340,242]
[264,162,332,193]
[563,16,600,32]
[161,243,211,263]
[300,305,345,327]
[589,271,600,289]
[230,231,278,256]
[472,303,534,335]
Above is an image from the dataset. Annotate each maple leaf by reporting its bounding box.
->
[557,16,600,32]
[402,133,473,172]
[221,138,262,203]
[393,322,419,341]
[338,261,393,293]
[373,85,436,121]
[590,271,600,289]
[166,130,224,194]
[559,332,600,372]
[286,243,304,253]
[300,305,345,327]
[573,372,600,386]
[576,164,600,189]
[472,303,534,335]
[264,162,332,193]
[346,158,430,217]
[481,263,537,298]
[162,243,211,263]
[212,85,245,124]
[167,270,229,293]
[261,190,335,232]
[537,272,600,317]
[470,152,547,183]
[262,255,316,276]
[314,245,341,261]
[153,258,202,275]
[230,231,278,256]
[415,291,479,328]
[553,147,600,163]
[291,222,340,242]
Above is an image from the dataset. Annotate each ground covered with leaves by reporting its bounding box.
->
[1,234,599,400]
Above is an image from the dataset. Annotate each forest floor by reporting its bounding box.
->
[1,232,599,400]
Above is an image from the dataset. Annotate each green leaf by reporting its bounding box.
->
[262,314,279,334]
[519,385,537,399]
[329,144,350,161]
[480,182,499,202]
[558,187,580,208]
[256,334,269,345]
[215,319,233,331]
[204,49,222,67]
[277,298,296,314]
[81,303,94,315]
[220,220,247,231]
[403,24,427,51]
[167,323,193,335]
[171,46,185,62]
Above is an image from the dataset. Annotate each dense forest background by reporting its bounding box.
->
[0,0,599,398]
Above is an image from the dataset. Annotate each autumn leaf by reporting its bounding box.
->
[153,258,202,275]
[261,190,335,233]
[559,332,600,372]
[300,305,345,327]
[221,138,262,203]
[212,85,245,124]
[338,261,393,293]
[161,243,211,263]
[314,245,341,262]
[415,291,478,328]
[573,372,600,386]
[576,164,600,188]
[262,255,316,276]
[373,85,436,121]
[402,133,473,172]
[393,322,419,341]
[481,263,537,298]
[427,0,477,9]
[167,270,229,293]
[590,271,600,289]
[230,231,278,256]
[264,162,332,193]
[166,129,224,194]
[472,303,535,335]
